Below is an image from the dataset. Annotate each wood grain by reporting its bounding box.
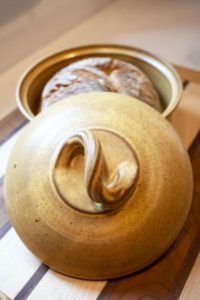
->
[0,109,26,238]
[0,290,10,300]
[27,270,106,300]
[170,82,200,149]
[179,253,200,300]
[0,132,21,179]
[175,65,200,84]
[0,177,8,230]
[0,66,200,300]
[0,229,41,299]
[0,132,23,238]
[0,109,26,146]
[14,264,49,300]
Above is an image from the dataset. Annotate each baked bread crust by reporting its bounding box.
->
[40,57,162,112]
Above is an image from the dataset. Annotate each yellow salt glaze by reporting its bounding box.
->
[5,92,193,280]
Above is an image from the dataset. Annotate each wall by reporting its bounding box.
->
[0,0,115,73]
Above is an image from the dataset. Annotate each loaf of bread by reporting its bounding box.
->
[40,57,162,112]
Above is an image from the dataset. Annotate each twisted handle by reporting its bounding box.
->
[52,129,138,211]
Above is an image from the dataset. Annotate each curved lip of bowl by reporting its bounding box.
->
[16,44,182,121]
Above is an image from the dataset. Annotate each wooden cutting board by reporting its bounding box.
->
[0,65,199,300]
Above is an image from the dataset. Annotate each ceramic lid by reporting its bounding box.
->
[5,92,193,279]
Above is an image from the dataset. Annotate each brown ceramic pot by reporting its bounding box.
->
[5,92,193,280]
[16,44,182,120]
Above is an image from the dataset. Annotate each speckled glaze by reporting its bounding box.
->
[5,92,193,280]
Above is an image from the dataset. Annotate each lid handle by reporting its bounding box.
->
[51,129,138,211]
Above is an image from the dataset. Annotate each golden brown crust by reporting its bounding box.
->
[40,57,162,112]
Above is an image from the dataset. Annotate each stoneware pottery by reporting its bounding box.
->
[5,92,193,280]
[16,44,182,120]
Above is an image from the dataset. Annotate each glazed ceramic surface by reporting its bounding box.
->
[5,92,192,279]
[16,44,182,120]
